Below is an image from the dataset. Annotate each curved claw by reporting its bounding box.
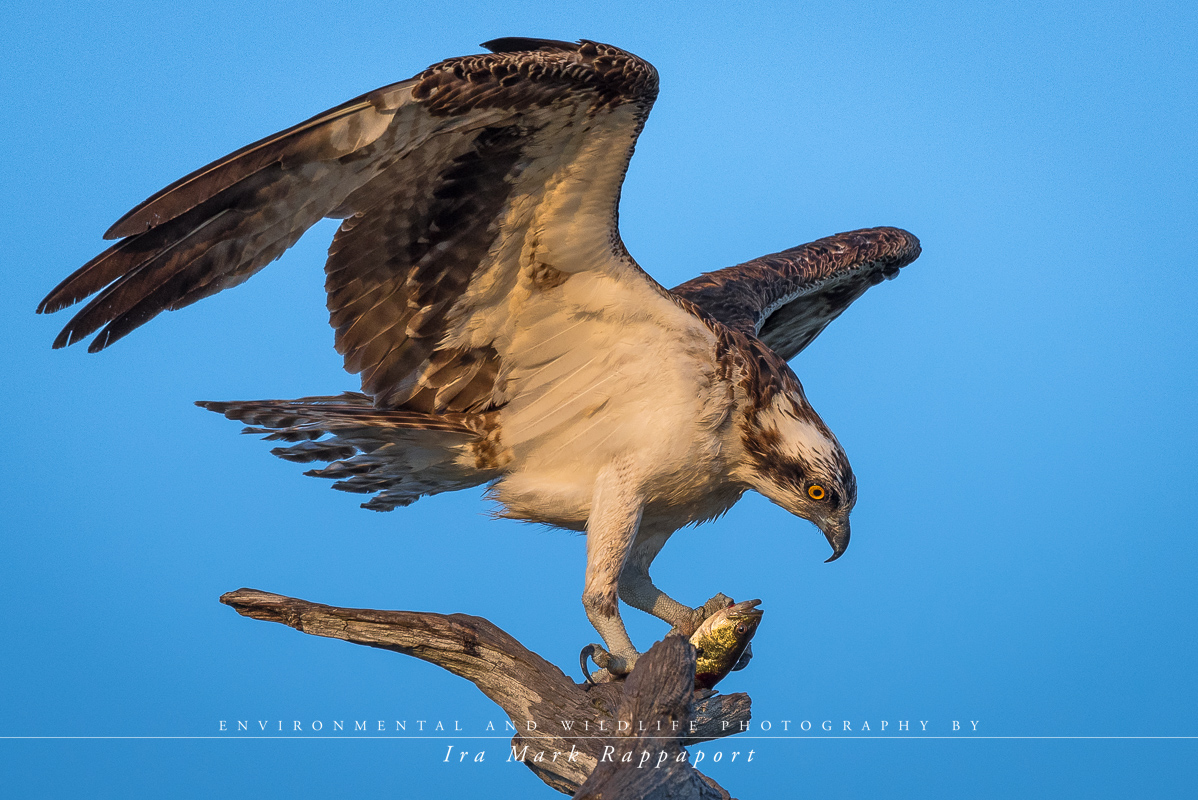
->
[580,643,607,685]
[580,642,639,683]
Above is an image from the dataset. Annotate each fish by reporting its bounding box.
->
[578,599,763,687]
[690,599,763,690]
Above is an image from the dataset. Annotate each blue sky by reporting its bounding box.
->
[2,1,1195,797]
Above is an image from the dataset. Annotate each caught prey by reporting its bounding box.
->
[691,599,764,690]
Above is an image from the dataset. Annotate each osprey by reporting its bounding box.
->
[39,38,920,675]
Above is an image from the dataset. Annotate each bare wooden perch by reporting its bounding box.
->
[221,588,751,798]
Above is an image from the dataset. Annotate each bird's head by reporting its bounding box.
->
[738,389,856,562]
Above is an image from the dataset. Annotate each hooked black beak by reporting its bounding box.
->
[822,520,850,563]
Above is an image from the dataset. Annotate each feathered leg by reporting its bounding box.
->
[581,457,643,676]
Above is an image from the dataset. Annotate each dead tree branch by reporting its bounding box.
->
[220,588,749,798]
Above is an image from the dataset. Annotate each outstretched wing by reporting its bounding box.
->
[670,227,921,362]
[39,38,682,414]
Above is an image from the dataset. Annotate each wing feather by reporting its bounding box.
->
[670,227,921,361]
[41,39,677,421]
[102,83,413,240]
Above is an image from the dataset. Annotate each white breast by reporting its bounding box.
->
[491,271,734,528]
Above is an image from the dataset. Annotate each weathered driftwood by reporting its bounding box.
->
[571,636,733,800]
[220,589,749,798]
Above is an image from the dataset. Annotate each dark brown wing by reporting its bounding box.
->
[670,227,921,361]
[39,39,663,415]
[37,79,417,347]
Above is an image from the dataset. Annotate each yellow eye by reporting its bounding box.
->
[808,484,826,500]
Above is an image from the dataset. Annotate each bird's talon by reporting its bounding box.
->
[674,592,736,637]
[580,643,638,683]
[580,643,608,684]
[701,593,735,618]
[606,652,636,676]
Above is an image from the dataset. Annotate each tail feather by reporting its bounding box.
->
[199,394,503,511]
[269,440,358,464]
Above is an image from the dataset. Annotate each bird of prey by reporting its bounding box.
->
[38,38,920,674]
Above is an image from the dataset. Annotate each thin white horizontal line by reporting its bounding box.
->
[0,736,1195,740]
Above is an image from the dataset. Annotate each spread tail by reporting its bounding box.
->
[198,392,505,511]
